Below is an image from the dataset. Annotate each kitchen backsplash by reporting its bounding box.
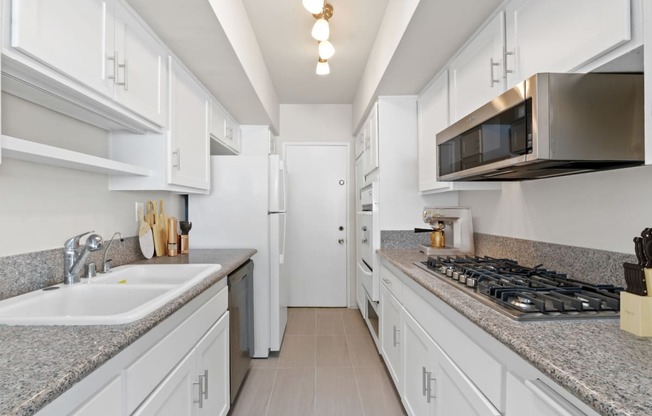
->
[381,230,633,287]
[0,237,144,301]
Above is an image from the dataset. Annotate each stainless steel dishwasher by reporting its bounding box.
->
[228,260,254,403]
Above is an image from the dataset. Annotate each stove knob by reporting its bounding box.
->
[439,266,447,274]
[466,276,477,288]
[452,271,460,280]
[446,268,454,277]
[458,273,467,284]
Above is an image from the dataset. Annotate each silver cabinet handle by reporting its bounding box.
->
[392,325,400,347]
[503,48,514,79]
[203,369,208,399]
[194,374,205,408]
[489,57,500,87]
[172,148,181,170]
[426,371,436,403]
[107,52,118,83]
[422,366,428,397]
[115,52,126,88]
[122,58,129,91]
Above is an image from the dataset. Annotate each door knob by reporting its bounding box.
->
[338,239,344,245]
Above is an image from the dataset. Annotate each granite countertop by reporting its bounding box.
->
[379,249,652,416]
[0,248,255,416]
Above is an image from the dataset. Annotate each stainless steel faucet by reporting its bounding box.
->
[64,231,103,284]
[102,232,124,273]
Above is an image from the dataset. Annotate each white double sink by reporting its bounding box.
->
[0,264,222,325]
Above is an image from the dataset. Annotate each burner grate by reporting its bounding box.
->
[416,255,622,321]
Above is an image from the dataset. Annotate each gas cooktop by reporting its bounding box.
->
[415,255,622,321]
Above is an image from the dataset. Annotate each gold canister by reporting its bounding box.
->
[167,217,178,256]
[180,235,189,254]
[430,230,445,248]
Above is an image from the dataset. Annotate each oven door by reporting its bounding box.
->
[357,212,379,301]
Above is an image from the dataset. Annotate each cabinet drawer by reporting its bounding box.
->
[402,281,503,410]
[380,265,402,302]
[70,377,121,416]
[124,286,228,413]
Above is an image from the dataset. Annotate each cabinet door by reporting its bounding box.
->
[114,1,166,126]
[418,70,449,192]
[71,377,122,416]
[228,117,241,154]
[403,312,436,416]
[355,128,365,159]
[196,312,230,416]
[132,350,198,416]
[210,101,228,143]
[431,341,501,416]
[168,58,210,190]
[10,0,114,97]
[505,373,585,416]
[449,12,505,122]
[363,105,379,175]
[380,285,403,391]
[505,0,631,89]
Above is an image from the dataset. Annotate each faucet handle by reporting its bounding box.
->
[103,259,113,273]
[64,231,94,251]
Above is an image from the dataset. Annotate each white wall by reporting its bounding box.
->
[459,165,652,255]
[0,93,183,257]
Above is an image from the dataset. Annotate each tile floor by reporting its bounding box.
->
[229,308,407,416]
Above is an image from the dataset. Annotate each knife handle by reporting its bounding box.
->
[634,237,645,266]
[642,229,652,268]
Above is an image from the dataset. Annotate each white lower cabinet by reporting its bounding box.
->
[134,312,229,416]
[402,304,499,416]
[380,285,403,390]
[379,261,599,416]
[506,373,585,416]
[37,281,229,416]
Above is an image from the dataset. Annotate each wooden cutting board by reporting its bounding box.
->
[138,207,154,259]
[152,201,166,257]
[159,199,169,252]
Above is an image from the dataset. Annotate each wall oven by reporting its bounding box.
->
[357,182,380,346]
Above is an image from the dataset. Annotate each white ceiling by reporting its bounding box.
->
[127,0,502,127]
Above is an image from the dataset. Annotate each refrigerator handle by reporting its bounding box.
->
[280,160,287,213]
[279,213,287,264]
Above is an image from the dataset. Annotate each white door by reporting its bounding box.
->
[284,143,348,307]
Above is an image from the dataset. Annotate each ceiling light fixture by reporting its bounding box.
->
[316,58,330,75]
[302,0,324,14]
[318,40,335,60]
[305,2,334,75]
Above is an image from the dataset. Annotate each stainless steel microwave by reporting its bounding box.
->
[436,73,644,181]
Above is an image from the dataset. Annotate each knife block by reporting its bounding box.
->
[620,291,652,337]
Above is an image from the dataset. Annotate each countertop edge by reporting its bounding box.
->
[1,248,256,416]
[378,249,644,416]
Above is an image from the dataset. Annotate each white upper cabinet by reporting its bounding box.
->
[417,71,501,194]
[449,12,505,123]
[418,71,448,192]
[168,57,210,190]
[504,0,632,89]
[10,0,166,127]
[210,101,241,155]
[113,1,166,126]
[363,103,379,176]
[10,0,114,98]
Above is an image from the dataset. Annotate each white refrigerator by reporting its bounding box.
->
[189,155,288,358]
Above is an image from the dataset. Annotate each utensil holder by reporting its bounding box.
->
[620,291,652,337]
[623,263,647,296]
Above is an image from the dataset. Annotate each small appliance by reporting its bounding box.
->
[415,207,474,256]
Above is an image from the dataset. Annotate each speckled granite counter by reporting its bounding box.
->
[379,249,652,416]
[0,249,255,416]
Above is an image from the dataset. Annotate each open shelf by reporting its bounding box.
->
[0,135,151,176]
